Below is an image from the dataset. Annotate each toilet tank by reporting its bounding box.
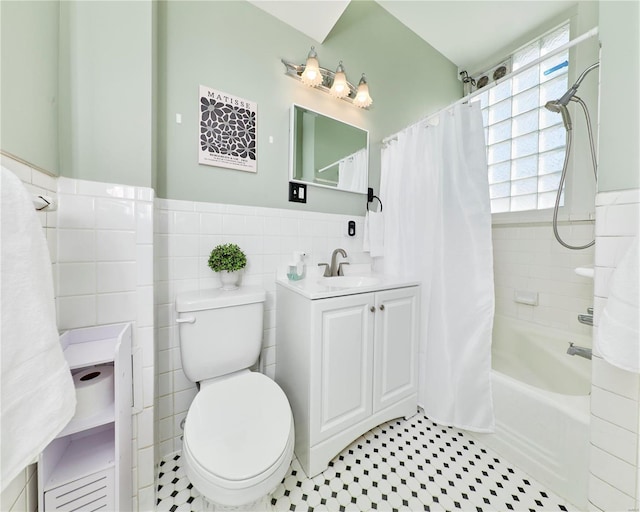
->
[175,286,266,383]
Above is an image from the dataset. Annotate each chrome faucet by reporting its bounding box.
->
[318,248,349,277]
[330,248,348,276]
[567,342,592,360]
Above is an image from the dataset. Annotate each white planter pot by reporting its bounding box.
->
[219,270,241,290]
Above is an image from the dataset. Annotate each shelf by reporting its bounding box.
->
[57,402,115,438]
[44,426,115,491]
[63,338,117,369]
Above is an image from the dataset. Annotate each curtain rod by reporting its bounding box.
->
[381,26,599,146]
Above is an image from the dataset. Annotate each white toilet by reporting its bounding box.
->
[175,286,294,510]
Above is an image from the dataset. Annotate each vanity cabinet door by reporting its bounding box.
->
[373,287,419,413]
[310,293,375,445]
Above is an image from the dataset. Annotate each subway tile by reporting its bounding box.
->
[96,261,136,293]
[595,203,639,237]
[591,385,639,433]
[169,257,200,281]
[173,369,193,393]
[137,286,154,327]
[590,415,638,465]
[137,408,154,448]
[136,245,154,286]
[56,176,77,194]
[95,198,135,230]
[137,326,155,368]
[592,356,640,401]
[158,372,173,397]
[174,387,198,415]
[157,393,173,419]
[589,445,637,498]
[136,187,154,202]
[159,416,173,442]
[596,189,640,206]
[155,209,169,234]
[57,262,96,296]
[200,212,223,234]
[222,214,245,234]
[137,446,155,488]
[96,291,136,324]
[135,202,154,244]
[159,440,174,459]
[595,236,635,269]
[168,234,199,257]
[95,230,136,261]
[57,194,95,229]
[143,366,154,408]
[57,295,96,330]
[172,211,200,234]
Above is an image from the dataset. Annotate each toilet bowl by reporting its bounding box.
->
[176,285,294,509]
[182,371,294,508]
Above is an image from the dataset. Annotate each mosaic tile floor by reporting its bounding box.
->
[156,411,578,512]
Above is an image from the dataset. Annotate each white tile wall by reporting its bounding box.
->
[0,155,56,512]
[492,220,595,337]
[154,197,370,458]
[55,176,155,509]
[588,188,640,512]
[1,156,156,512]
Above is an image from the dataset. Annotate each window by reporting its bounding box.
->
[475,24,571,213]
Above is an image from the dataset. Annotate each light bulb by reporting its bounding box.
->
[330,62,349,99]
[300,47,323,87]
[353,74,373,108]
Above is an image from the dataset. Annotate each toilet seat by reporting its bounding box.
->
[182,371,294,504]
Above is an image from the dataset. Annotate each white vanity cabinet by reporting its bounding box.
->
[38,323,132,512]
[276,283,419,477]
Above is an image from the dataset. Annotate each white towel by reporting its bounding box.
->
[363,210,384,258]
[1,168,76,490]
[597,237,640,373]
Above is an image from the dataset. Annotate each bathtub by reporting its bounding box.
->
[472,315,591,510]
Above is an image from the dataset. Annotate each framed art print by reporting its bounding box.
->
[198,85,257,172]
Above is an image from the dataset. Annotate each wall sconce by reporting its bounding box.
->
[282,46,373,109]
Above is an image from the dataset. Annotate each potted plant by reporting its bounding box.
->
[208,243,247,290]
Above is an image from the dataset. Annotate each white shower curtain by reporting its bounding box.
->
[380,102,495,432]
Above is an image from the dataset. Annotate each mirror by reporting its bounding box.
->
[289,104,368,194]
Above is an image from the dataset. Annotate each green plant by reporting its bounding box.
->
[208,243,247,272]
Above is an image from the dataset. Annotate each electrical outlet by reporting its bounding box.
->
[289,182,307,203]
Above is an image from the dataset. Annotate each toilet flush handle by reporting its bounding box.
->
[176,316,196,324]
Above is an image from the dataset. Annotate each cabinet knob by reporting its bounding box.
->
[370,306,375,313]
[379,304,385,311]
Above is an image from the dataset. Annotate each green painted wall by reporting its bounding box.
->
[158,0,460,214]
[598,0,640,192]
[58,1,154,188]
[1,0,59,174]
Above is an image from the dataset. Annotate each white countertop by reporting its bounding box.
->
[276,274,421,300]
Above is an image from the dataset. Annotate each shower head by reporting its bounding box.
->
[545,100,572,130]
[548,62,600,108]
[544,62,599,131]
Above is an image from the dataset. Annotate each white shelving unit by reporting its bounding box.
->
[38,323,132,512]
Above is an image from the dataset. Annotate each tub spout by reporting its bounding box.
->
[567,342,592,360]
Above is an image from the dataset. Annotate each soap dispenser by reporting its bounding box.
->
[287,251,306,281]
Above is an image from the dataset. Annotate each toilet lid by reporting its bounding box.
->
[184,372,292,482]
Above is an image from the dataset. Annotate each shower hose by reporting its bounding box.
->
[552,95,598,250]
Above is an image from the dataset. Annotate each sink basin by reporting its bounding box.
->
[318,275,382,288]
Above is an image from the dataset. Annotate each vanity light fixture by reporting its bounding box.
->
[329,62,348,99]
[281,47,373,109]
[300,47,323,87]
[353,74,373,109]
